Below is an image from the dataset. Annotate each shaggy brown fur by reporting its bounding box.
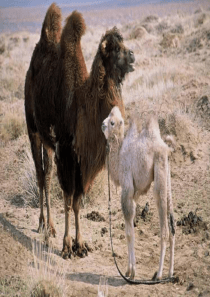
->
[25,3,135,258]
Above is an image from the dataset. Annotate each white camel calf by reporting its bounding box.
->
[101,106,175,280]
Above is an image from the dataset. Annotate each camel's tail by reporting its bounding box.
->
[60,10,86,51]
[40,2,62,45]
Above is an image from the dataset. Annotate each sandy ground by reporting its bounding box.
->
[0,1,210,296]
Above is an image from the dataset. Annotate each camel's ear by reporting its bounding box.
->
[101,40,107,56]
[45,28,49,39]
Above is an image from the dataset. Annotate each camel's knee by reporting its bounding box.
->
[121,188,135,221]
[169,213,176,236]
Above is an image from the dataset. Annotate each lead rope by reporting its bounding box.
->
[106,145,178,285]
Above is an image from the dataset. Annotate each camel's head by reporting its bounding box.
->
[100,27,135,83]
[101,106,124,141]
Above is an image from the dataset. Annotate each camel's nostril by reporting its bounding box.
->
[101,123,106,132]
[129,50,135,64]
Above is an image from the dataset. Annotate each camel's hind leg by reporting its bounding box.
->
[121,184,136,280]
[167,161,175,277]
[153,153,169,280]
[29,132,45,233]
[43,145,56,237]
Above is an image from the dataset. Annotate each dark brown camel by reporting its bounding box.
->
[25,3,135,258]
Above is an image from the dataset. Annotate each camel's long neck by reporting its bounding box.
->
[107,137,123,187]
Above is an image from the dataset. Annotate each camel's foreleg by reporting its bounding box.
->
[72,194,91,257]
[62,192,73,259]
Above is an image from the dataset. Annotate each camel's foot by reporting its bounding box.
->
[72,240,92,258]
[38,214,46,233]
[125,266,135,280]
[62,236,73,259]
[152,271,161,281]
[48,220,56,238]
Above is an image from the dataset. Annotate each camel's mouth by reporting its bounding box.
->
[128,62,135,72]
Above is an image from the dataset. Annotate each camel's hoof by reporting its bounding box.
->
[125,271,130,278]
[37,224,45,234]
[73,241,90,258]
[152,271,161,281]
[61,245,73,259]
[48,226,56,238]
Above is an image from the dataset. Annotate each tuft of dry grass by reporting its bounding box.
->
[160,33,181,48]
[29,239,67,297]
[20,148,39,208]
[0,107,26,143]
[0,112,25,141]
[129,25,148,40]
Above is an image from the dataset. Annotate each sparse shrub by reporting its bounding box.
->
[21,149,39,208]
[129,25,147,39]
[155,21,169,34]
[143,15,159,23]
[170,24,184,34]
[20,148,62,207]
[195,13,208,27]
[160,33,180,48]
[30,280,61,297]
[0,111,26,142]
[194,8,203,14]
[187,37,203,52]
[0,39,5,54]
[141,23,154,33]
[29,240,66,297]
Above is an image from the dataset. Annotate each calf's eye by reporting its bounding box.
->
[111,121,115,126]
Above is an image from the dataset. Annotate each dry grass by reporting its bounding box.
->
[0,109,26,143]
[20,148,39,208]
[29,239,67,297]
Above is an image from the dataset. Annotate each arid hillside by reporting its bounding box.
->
[0,2,210,296]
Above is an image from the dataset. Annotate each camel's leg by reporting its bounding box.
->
[121,185,136,280]
[167,161,175,278]
[43,146,56,237]
[62,192,73,259]
[29,132,45,232]
[72,195,88,257]
[153,154,169,280]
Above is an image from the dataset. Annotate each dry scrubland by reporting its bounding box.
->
[1,4,210,297]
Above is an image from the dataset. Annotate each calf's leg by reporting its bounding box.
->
[121,186,136,280]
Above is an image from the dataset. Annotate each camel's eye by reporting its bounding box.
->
[120,120,123,125]
[111,121,115,126]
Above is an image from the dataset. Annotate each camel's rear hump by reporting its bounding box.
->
[60,11,86,52]
[41,3,62,45]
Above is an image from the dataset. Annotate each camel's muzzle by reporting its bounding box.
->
[101,122,107,133]
[128,50,135,72]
